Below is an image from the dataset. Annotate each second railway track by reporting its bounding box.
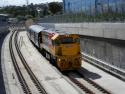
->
[9,29,47,94]
[64,70,112,94]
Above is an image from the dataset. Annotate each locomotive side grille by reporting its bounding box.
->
[58,47,62,56]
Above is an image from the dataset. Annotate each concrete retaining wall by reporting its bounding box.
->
[80,36,125,70]
[54,23,125,40]
[39,23,125,40]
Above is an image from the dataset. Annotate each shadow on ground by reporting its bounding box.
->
[80,67,102,80]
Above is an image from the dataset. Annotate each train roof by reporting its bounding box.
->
[29,25,72,35]
[38,23,55,29]
[38,23,71,35]
[29,25,45,33]
[29,25,58,34]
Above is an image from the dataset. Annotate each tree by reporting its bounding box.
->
[42,6,49,16]
[17,15,25,21]
[25,15,33,20]
[48,2,62,14]
[28,3,37,17]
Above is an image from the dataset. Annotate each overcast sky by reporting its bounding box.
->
[0,0,62,7]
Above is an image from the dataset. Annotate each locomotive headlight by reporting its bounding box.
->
[58,58,61,62]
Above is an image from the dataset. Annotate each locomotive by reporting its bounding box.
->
[27,25,81,71]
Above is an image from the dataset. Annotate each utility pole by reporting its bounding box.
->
[90,0,92,15]
[95,0,97,15]
[81,0,82,12]
[3,0,5,7]
[115,0,118,13]
[26,0,29,6]
[121,0,124,14]
[63,0,65,13]
[85,0,86,14]
[26,0,29,15]
[3,0,9,7]
[107,0,110,13]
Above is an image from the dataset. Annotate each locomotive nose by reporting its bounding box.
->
[61,44,79,55]
[57,55,81,71]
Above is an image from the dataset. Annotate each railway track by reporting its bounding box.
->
[64,70,111,94]
[9,27,112,94]
[66,73,94,94]
[9,29,47,94]
[9,30,31,94]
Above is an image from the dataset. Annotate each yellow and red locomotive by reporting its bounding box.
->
[27,25,81,71]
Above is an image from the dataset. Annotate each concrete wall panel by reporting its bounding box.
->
[54,23,125,40]
[80,36,125,70]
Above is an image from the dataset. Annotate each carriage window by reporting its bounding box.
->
[39,37,42,43]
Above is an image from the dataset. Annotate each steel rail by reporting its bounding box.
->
[63,72,95,94]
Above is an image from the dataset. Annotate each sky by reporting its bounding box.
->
[0,0,62,7]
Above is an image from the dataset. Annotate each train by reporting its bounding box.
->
[27,25,81,71]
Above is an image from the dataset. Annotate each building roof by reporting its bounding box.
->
[0,14,9,16]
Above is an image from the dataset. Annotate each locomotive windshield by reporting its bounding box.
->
[52,37,80,45]
[61,37,74,44]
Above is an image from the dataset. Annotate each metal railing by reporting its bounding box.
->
[37,13,125,23]
[82,52,125,81]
